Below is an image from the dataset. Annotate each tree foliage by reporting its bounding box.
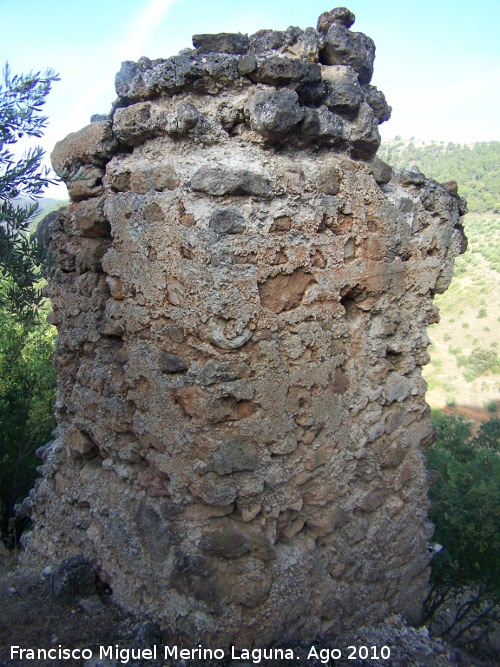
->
[425,413,500,645]
[0,63,59,320]
[0,310,56,543]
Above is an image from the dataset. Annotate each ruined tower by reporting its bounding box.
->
[30,7,467,647]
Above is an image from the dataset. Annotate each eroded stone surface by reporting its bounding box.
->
[29,6,467,651]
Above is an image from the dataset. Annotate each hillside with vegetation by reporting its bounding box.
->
[379,139,500,418]
[378,139,500,213]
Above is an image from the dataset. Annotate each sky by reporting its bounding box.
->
[2,0,500,197]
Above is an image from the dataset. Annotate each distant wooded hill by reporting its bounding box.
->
[13,197,68,231]
[378,140,500,213]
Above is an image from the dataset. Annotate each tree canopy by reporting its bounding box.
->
[0,63,59,320]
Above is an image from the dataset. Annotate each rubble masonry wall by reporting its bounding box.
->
[29,7,467,647]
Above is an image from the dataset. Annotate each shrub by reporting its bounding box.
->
[463,369,475,383]
[425,414,500,645]
[465,347,499,380]
[0,311,56,542]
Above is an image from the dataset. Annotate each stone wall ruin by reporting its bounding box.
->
[30,6,467,647]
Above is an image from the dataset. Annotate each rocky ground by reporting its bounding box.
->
[0,550,498,667]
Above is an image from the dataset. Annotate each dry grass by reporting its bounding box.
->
[423,213,500,419]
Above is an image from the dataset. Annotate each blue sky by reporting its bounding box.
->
[2,0,500,196]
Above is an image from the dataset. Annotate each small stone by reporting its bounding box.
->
[301,105,346,144]
[384,372,410,403]
[322,65,364,112]
[249,57,321,87]
[52,556,97,604]
[150,54,200,93]
[441,180,458,196]
[182,503,234,520]
[199,526,252,558]
[192,166,271,197]
[115,59,149,101]
[386,495,405,517]
[357,489,386,512]
[51,121,116,176]
[209,436,259,475]
[317,7,356,34]
[363,84,392,123]
[167,325,185,343]
[179,102,200,129]
[306,507,347,536]
[118,442,142,463]
[245,88,305,139]
[259,269,311,313]
[300,105,345,143]
[347,102,380,159]
[313,105,346,140]
[151,164,179,191]
[137,469,170,497]
[238,54,257,75]
[79,594,106,617]
[167,282,185,306]
[320,24,375,85]
[268,434,297,455]
[73,198,109,237]
[159,352,189,373]
[318,166,341,195]
[209,208,246,234]
[100,318,124,337]
[189,472,238,506]
[240,504,262,522]
[400,166,426,186]
[108,169,130,193]
[287,27,321,61]
[67,426,96,456]
[144,202,164,222]
[200,360,250,385]
[270,215,292,232]
[166,102,201,134]
[66,166,104,201]
[249,29,286,52]
[75,238,110,274]
[457,196,468,216]
[199,52,240,84]
[371,157,393,185]
[193,32,249,55]
[280,516,306,540]
[113,102,157,147]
